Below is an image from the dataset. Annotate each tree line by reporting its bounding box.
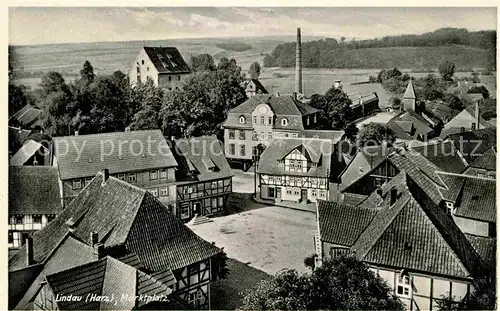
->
[9,55,249,138]
[263,28,496,70]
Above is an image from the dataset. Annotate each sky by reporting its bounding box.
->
[8,7,497,45]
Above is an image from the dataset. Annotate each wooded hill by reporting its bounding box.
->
[263,28,496,70]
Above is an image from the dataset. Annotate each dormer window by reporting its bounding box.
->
[239,116,246,124]
[282,118,289,126]
[445,201,455,215]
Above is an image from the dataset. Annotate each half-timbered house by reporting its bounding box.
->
[9,170,225,310]
[257,137,339,203]
[52,129,178,208]
[172,136,234,221]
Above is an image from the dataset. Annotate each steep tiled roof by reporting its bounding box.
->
[465,234,496,271]
[45,256,173,310]
[143,47,190,74]
[9,140,45,166]
[469,146,496,171]
[348,92,379,107]
[9,166,62,215]
[257,138,333,178]
[53,130,178,180]
[173,136,233,182]
[13,234,96,310]
[437,173,496,223]
[411,141,467,174]
[351,179,486,280]
[9,172,222,272]
[317,200,378,247]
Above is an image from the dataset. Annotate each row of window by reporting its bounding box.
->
[9,214,56,225]
[72,169,170,189]
[228,129,246,140]
[284,188,326,198]
[148,187,169,197]
[228,144,245,156]
[182,180,225,194]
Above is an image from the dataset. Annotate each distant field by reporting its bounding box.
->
[216,42,252,52]
[9,37,278,78]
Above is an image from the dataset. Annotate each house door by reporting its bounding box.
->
[301,189,308,202]
[192,202,201,217]
[276,187,282,199]
[180,202,190,220]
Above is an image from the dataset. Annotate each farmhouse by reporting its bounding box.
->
[52,129,178,207]
[10,140,50,166]
[440,102,491,138]
[222,94,320,170]
[9,170,224,310]
[244,79,268,98]
[348,92,380,119]
[129,46,190,90]
[172,136,233,221]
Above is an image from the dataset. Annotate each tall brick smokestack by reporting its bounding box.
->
[295,27,302,94]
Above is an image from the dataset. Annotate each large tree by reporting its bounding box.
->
[438,60,456,81]
[190,53,216,72]
[357,123,396,146]
[130,79,165,131]
[249,62,261,79]
[241,255,404,310]
[161,57,246,138]
[309,87,353,130]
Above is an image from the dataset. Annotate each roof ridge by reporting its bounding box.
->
[437,171,496,182]
[53,129,162,139]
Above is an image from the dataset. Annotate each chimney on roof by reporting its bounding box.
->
[390,187,398,205]
[26,236,34,266]
[90,231,99,248]
[65,218,76,233]
[292,91,297,100]
[376,187,383,196]
[295,27,303,95]
[93,243,105,260]
[276,92,280,97]
[74,130,79,136]
[102,169,109,184]
[125,126,131,132]
[334,80,342,89]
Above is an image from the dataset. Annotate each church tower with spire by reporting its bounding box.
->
[402,79,417,111]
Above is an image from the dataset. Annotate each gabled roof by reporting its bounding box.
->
[173,135,233,183]
[321,171,488,280]
[341,149,445,205]
[465,234,496,271]
[403,79,416,99]
[352,191,485,280]
[9,140,46,166]
[348,92,379,107]
[437,172,496,223]
[142,47,190,74]
[9,166,62,215]
[245,79,268,94]
[411,141,467,174]
[53,130,178,180]
[46,256,173,310]
[387,110,433,141]
[9,172,222,272]
[257,138,333,178]
[10,104,43,128]
[223,94,319,130]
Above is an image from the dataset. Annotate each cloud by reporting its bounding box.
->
[8,7,497,45]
